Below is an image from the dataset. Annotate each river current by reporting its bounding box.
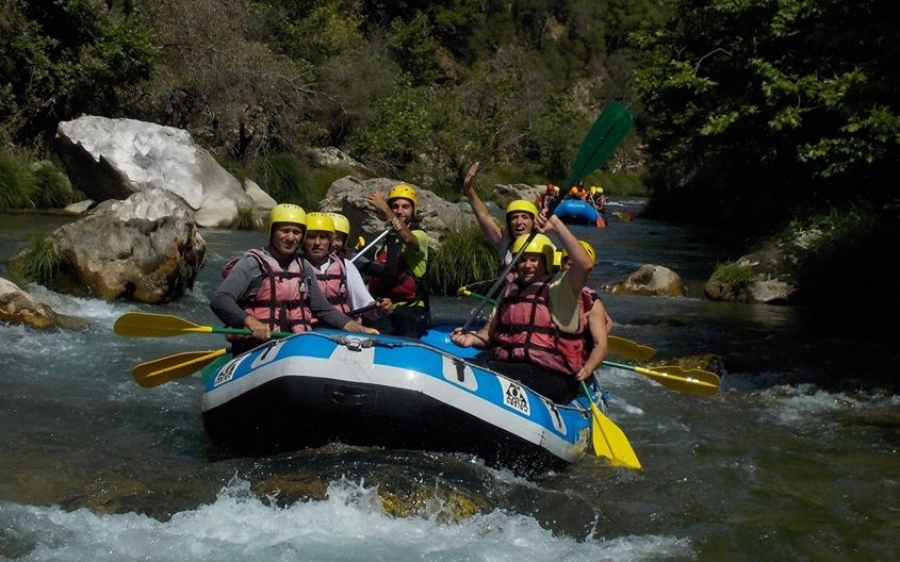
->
[1,200,897,561]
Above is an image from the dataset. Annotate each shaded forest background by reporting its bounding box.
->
[2,1,899,312]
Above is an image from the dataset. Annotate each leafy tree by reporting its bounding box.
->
[632,0,900,233]
[0,0,156,146]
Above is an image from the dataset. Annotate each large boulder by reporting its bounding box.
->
[318,177,475,250]
[0,277,86,330]
[21,190,207,303]
[55,116,255,227]
[703,229,814,304]
[610,264,687,297]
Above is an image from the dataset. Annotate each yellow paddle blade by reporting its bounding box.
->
[114,312,214,337]
[602,360,721,397]
[580,381,641,470]
[589,401,642,470]
[608,336,656,361]
[132,348,228,388]
[639,365,720,397]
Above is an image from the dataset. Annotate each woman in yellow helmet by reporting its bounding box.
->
[210,204,377,356]
[462,162,542,276]
[451,212,594,404]
[359,183,430,338]
[560,240,613,379]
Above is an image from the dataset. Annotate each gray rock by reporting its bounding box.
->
[610,264,687,297]
[56,116,254,227]
[46,191,206,303]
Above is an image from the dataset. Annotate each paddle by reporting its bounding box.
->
[457,288,656,362]
[579,381,641,469]
[561,101,634,191]
[602,360,720,397]
[349,227,393,264]
[612,210,637,222]
[132,348,228,388]
[114,303,381,339]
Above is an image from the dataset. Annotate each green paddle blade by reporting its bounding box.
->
[562,101,634,190]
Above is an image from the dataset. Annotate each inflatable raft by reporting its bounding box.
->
[552,199,606,227]
[200,328,594,476]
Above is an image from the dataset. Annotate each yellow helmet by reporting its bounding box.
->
[553,185,560,193]
[305,212,335,233]
[561,240,597,264]
[387,183,418,215]
[553,249,563,271]
[511,233,556,270]
[590,186,598,195]
[326,212,351,236]
[268,204,307,240]
[505,199,538,220]
[597,187,604,194]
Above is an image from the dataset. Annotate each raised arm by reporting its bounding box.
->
[368,189,419,250]
[462,162,503,248]
[537,213,591,294]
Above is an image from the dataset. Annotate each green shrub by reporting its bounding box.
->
[237,153,356,211]
[233,206,261,231]
[30,161,74,208]
[428,221,499,296]
[7,234,61,287]
[0,149,31,211]
[713,260,753,290]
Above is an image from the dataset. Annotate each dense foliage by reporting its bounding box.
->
[0,0,659,204]
[633,0,900,235]
[1,0,897,242]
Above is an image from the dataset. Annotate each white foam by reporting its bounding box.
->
[0,477,693,562]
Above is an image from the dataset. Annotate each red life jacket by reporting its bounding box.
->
[224,249,314,337]
[310,256,350,327]
[367,236,424,304]
[491,274,586,376]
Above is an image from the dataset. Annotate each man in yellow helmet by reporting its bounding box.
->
[303,212,393,326]
[324,212,353,259]
[211,204,377,356]
[451,213,593,404]
[358,183,430,338]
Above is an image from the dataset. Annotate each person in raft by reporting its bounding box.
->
[355,183,431,338]
[462,161,541,282]
[450,212,593,404]
[302,212,393,326]
[210,203,377,356]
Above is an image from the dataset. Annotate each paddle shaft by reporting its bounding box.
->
[205,301,381,336]
[602,360,720,397]
[350,227,393,264]
[461,230,537,332]
[115,301,381,340]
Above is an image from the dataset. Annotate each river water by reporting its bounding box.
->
[1,201,898,561]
